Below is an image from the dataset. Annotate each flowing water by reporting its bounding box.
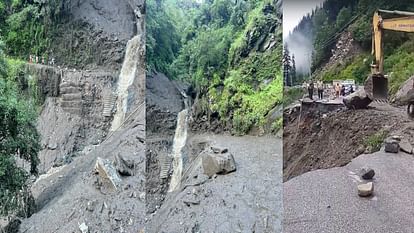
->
[168,108,189,192]
[110,35,140,131]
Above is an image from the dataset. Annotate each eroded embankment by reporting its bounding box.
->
[283,102,409,181]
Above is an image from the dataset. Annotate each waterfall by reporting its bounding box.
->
[110,35,140,131]
[168,108,189,192]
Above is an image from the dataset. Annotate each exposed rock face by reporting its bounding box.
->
[343,89,372,109]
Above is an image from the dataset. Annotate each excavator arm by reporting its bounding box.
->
[370,10,414,100]
[372,10,414,74]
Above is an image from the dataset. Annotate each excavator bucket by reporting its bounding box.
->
[371,74,388,100]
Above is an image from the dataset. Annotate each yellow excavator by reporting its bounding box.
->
[370,9,414,102]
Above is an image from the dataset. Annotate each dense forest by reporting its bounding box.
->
[286,0,414,95]
[147,0,283,134]
[0,0,60,217]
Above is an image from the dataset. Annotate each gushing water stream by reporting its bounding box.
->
[110,35,140,131]
[168,105,189,192]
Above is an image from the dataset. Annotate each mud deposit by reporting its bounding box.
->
[283,102,409,181]
[148,134,282,233]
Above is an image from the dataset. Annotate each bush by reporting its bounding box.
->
[0,41,40,216]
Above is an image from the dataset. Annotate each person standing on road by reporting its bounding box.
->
[317,80,324,100]
[335,83,340,99]
[308,80,314,100]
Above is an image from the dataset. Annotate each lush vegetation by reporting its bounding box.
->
[0,0,64,59]
[147,0,282,134]
[0,41,40,216]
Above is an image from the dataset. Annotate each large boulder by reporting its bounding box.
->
[94,157,122,190]
[202,148,236,177]
[393,76,414,106]
[343,89,372,109]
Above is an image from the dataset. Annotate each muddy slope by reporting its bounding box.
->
[19,106,146,233]
[283,103,409,181]
[50,0,145,70]
[18,38,146,231]
[146,71,185,214]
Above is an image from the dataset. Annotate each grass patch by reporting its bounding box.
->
[283,87,305,106]
[363,130,388,152]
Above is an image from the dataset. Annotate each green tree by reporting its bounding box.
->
[336,7,352,30]
[0,40,40,216]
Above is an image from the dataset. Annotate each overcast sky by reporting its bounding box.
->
[283,0,325,38]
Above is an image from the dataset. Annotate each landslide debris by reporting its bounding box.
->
[283,102,409,181]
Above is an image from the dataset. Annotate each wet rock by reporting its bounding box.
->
[343,89,372,109]
[211,146,228,154]
[399,140,413,154]
[114,153,135,176]
[360,167,375,180]
[384,138,400,153]
[94,157,122,190]
[79,222,89,233]
[202,152,236,177]
[358,182,374,197]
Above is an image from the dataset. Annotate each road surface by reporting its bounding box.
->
[284,149,414,233]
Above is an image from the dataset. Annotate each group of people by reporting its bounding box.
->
[29,55,55,66]
[334,82,354,98]
[304,80,324,100]
[304,80,355,100]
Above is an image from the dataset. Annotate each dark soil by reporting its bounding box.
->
[283,102,409,181]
